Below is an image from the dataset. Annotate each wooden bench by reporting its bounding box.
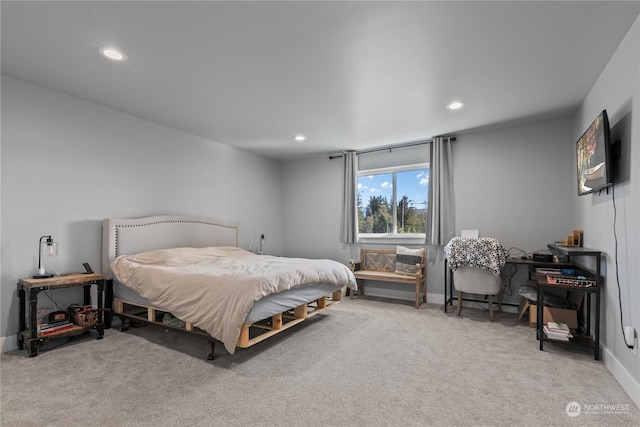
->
[349,248,427,308]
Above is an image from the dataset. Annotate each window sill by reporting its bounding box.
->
[358,234,425,246]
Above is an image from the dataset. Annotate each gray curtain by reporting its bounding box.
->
[340,151,358,244]
[425,137,455,262]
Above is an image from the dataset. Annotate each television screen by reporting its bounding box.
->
[576,110,611,196]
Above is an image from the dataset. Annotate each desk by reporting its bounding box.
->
[536,244,602,360]
[535,273,600,359]
[443,257,556,313]
[443,255,581,313]
[444,244,602,359]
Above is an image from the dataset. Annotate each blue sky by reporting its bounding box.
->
[357,168,429,212]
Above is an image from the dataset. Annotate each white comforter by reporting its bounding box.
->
[110,246,357,354]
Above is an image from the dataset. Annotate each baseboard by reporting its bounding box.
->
[427,292,445,304]
[1,335,19,353]
[602,345,640,409]
[353,287,445,305]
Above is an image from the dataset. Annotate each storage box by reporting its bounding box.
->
[518,292,583,331]
[528,304,577,330]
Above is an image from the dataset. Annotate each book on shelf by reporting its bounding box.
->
[535,268,563,275]
[37,322,75,335]
[543,324,573,341]
[38,319,69,329]
[547,321,571,333]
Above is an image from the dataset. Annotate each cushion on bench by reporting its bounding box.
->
[395,245,426,276]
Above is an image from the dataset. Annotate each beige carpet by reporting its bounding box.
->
[1,298,638,426]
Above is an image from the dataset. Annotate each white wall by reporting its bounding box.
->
[454,118,574,253]
[283,117,574,305]
[571,17,639,407]
[454,118,575,305]
[282,155,350,262]
[0,76,285,345]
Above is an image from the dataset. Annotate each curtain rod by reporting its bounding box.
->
[329,136,456,159]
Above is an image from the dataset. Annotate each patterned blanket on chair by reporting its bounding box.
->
[444,237,508,276]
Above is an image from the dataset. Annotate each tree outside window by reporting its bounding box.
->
[357,165,428,236]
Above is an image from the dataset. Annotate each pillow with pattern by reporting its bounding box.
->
[395,246,425,276]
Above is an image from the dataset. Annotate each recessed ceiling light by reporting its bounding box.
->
[446,101,464,110]
[99,46,127,62]
[294,135,306,142]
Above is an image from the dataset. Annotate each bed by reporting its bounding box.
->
[102,215,358,358]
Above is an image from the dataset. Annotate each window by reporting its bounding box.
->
[357,163,428,238]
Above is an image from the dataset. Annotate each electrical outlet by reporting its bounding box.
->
[624,326,636,353]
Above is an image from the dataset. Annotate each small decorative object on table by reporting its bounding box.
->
[561,229,583,247]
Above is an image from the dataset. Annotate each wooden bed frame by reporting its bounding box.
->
[102,215,343,359]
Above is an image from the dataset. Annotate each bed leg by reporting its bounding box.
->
[118,317,129,332]
[238,324,250,347]
[207,340,217,360]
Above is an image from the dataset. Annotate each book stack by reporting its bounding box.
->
[543,321,573,341]
[37,321,75,336]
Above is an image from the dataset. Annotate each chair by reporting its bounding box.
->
[444,237,508,321]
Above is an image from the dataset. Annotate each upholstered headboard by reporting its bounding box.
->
[102,215,239,280]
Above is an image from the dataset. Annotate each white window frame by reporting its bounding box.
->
[357,162,428,244]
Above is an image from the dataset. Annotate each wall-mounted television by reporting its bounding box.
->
[576,110,612,196]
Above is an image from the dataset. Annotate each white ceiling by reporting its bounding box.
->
[2,1,639,161]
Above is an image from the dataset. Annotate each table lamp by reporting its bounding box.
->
[33,235,57,278]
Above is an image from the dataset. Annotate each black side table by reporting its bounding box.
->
[17,273,105,357]
[535,273,601,360]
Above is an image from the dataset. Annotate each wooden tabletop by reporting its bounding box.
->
[18,272,103,288]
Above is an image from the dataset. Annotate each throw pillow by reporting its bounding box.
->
[395,246,425,276]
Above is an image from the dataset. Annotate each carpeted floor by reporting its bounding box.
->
[1,298,638,426]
